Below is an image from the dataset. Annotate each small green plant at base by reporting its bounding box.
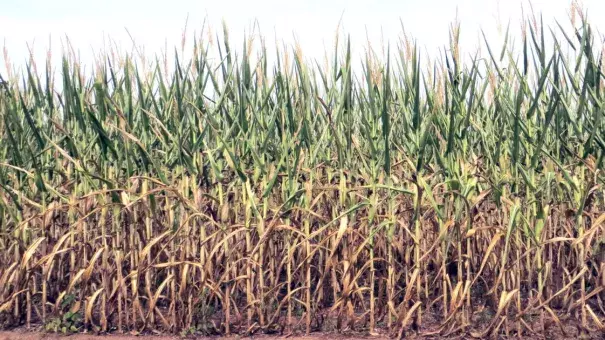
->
[45,311,81,334]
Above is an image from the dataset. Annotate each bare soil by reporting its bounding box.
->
[0,328,603,340]
[0,331,392,340]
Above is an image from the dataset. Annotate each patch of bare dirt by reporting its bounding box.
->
[0,331,391,340]
[1,329,604,340]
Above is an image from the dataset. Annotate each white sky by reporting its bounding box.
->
[1,0,604,74]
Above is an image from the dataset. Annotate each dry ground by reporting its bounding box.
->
[1,329,603,340]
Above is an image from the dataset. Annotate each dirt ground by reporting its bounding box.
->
[0,332,392,340]
[0,323,602,340]
[1,330,602,340]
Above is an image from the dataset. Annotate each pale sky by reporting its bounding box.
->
[1,0,603,74]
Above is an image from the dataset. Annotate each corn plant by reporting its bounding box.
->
[0,12,604,338]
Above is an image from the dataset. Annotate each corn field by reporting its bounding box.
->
[0,14,604,338]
